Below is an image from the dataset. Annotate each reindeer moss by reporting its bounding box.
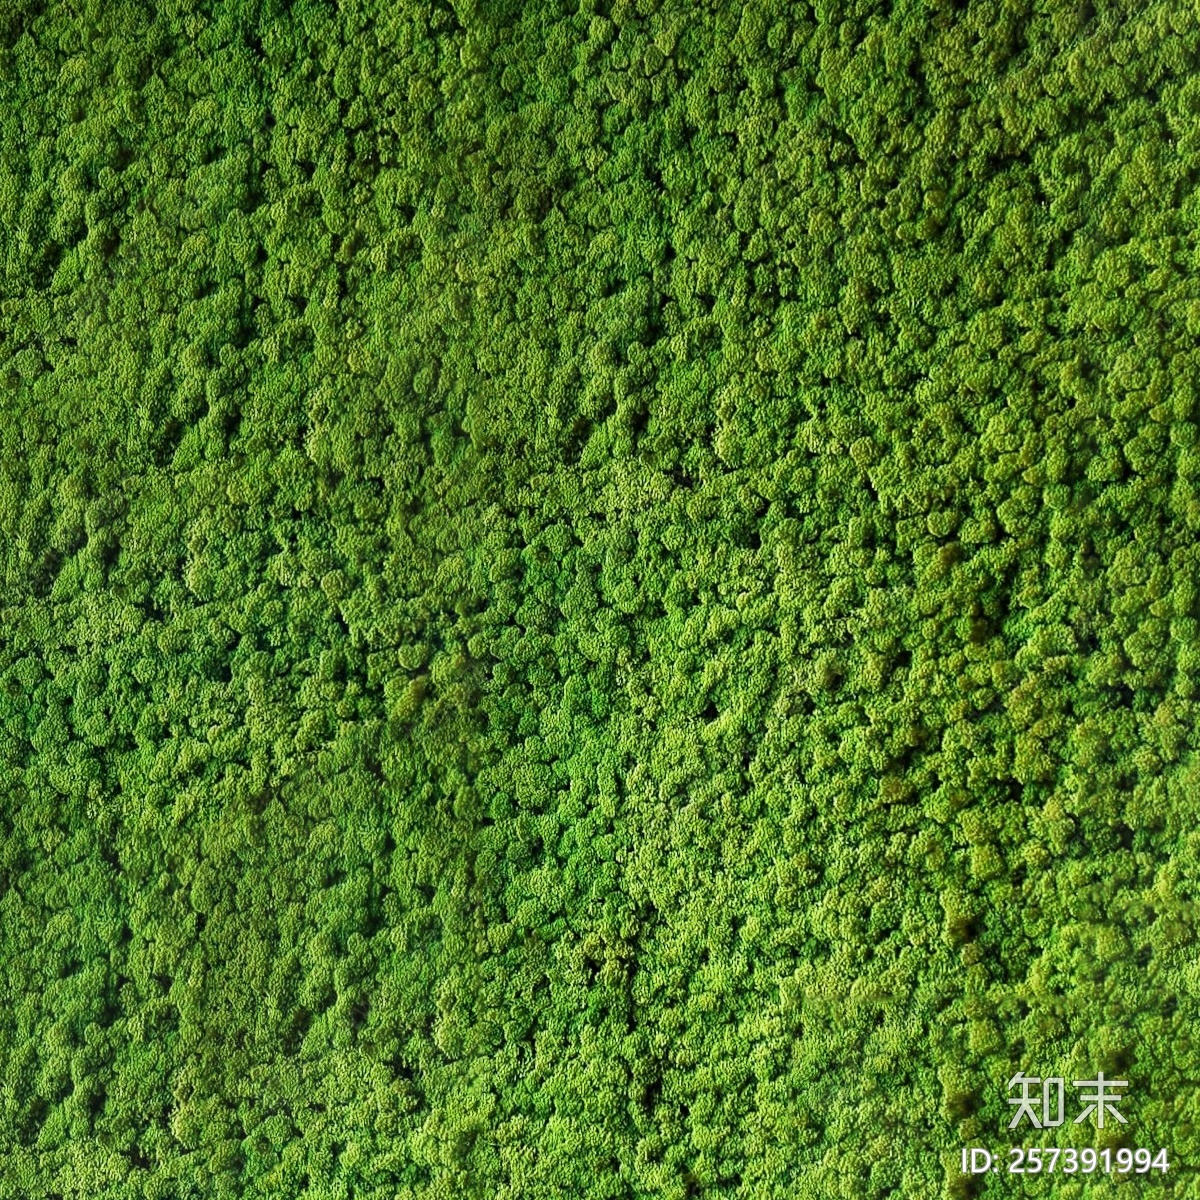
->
[1,1,1198,1196]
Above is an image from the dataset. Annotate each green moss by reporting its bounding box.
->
[1,0,1198,1196]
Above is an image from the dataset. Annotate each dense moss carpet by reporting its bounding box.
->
[2,1,1198,1196]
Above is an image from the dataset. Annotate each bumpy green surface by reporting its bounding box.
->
[2,1,1199,1196]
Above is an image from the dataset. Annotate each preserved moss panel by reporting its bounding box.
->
[2,0,1199,1196]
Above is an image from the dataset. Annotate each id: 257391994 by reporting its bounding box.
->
[961,1146,1169,1175]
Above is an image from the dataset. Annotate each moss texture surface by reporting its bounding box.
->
[2,1,1199,1196]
